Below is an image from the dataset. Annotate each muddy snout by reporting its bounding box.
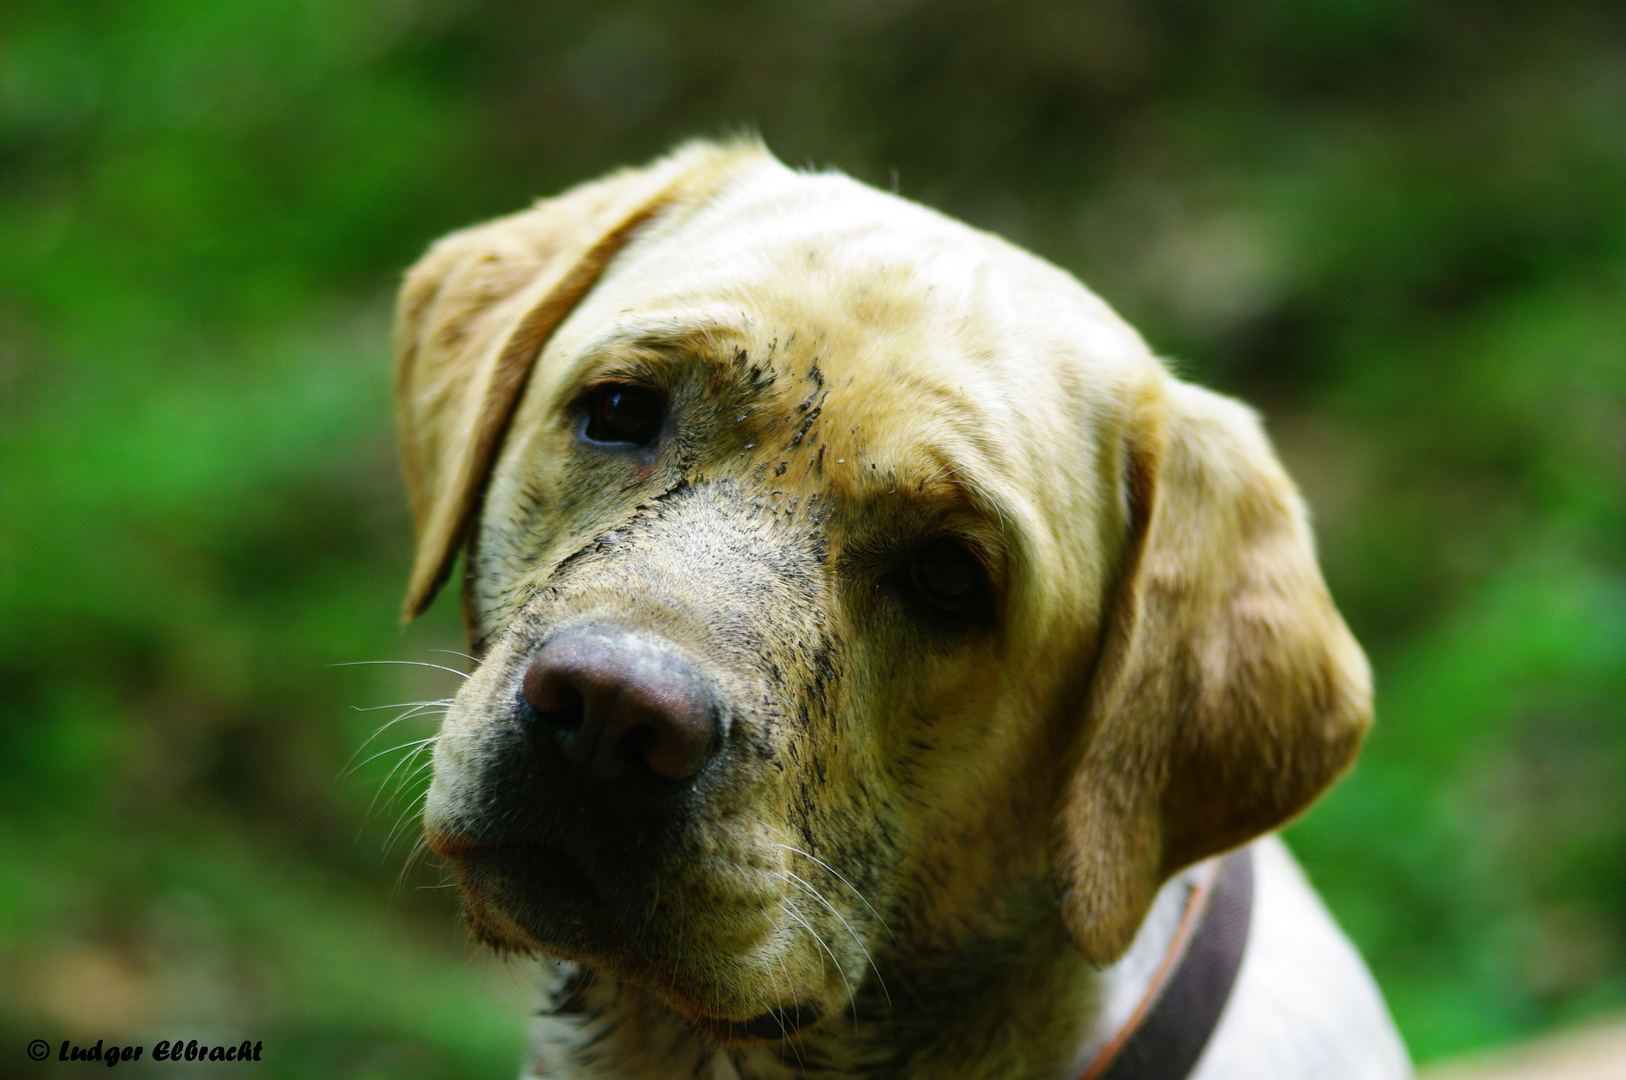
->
[424,622,735,904]
[522,627,721,782]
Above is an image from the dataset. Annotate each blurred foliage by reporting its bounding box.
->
[2,0,1623,1074]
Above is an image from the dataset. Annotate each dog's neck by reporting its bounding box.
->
[522,866,1201,1080]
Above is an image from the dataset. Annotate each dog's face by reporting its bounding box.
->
[398,142,1371,1042]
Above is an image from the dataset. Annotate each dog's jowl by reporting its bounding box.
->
[393,140,1411,1080]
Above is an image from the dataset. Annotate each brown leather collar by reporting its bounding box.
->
[1074,847,1255,1080]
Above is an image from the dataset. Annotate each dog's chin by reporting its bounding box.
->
[443,844,827,1043]
[689,1003,827,1046]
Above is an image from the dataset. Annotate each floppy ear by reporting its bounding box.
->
[394,140,766,620]
[1053,377,1372,964]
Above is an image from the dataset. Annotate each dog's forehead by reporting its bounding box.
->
[552,164,1156,502]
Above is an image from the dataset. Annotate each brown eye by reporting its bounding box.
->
[909,539,981,612]
[583,385,664,446]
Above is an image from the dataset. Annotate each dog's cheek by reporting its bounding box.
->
[838,620,1068,938]
[781,644,905,895]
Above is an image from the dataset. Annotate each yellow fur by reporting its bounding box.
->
[394,140,1373,1076]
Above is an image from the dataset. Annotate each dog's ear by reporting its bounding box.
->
[1053,377,1372,964]
[394,141,765,620]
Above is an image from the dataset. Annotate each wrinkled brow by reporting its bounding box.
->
[906,461,1014,544]
[566,321,758,377]
[560,321,804,427]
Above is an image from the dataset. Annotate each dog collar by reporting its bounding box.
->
[1074,847,1255,1080]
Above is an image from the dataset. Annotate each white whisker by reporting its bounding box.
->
[384,748,438,819]
[350,697,453,712]
[384,780,433,853]
[776,869,890,1008]
[393,833,432,896]
[353,734,438,779]
[329,659,470,680]
[779,898,855,1024]
[759,911,809,1068]
[776,842,897,944]
[339,702,448,777]
[361,737,438,825]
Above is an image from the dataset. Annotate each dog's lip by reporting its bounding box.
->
[427,828,823,1040]
[427,832,596,899]
[689,1002,825,1044]
[424,825,488,861]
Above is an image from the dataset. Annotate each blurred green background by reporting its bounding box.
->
[2,0,1623,1075]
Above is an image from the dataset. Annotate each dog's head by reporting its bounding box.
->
[398,141,1370,1041]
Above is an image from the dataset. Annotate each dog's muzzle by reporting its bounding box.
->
[426,622,727,875]
[422,485,835,1019]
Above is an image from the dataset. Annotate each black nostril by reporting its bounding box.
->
[522,663,585,733]
[519,630,719,782]
[615,724,657,768]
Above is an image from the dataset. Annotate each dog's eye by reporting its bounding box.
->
[908,539,981,612]
[583,384,664,446]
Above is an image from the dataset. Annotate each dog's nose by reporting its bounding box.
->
[521,629,718,781]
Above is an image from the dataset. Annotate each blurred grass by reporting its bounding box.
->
[2,0,1623,1074]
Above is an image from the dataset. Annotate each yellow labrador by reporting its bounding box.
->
[396,141,1410,1080]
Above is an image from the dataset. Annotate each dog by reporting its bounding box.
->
[396,140,1411,1080]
